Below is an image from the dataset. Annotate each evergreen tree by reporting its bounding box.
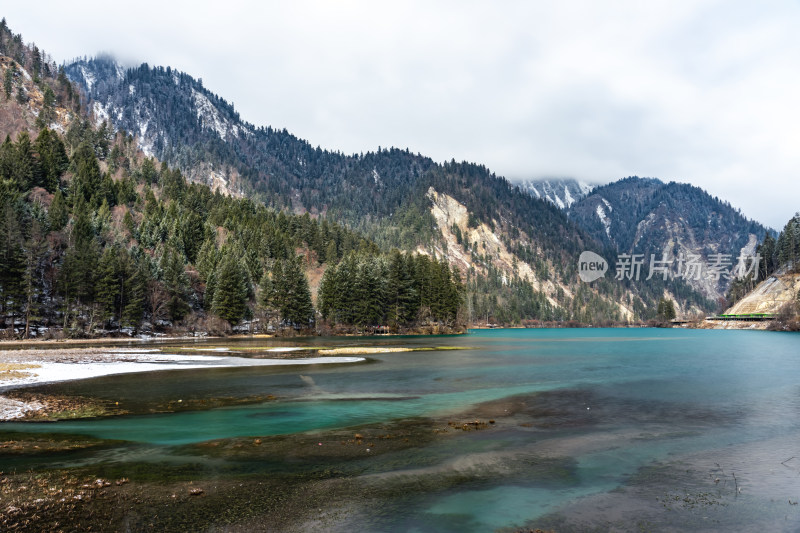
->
[34,128,68,192]
[656,297,677,321]
[160,246,190,322]
[48,189,68,231]
[757,232,777,280]
[273,256,314,327]
[70,141,102,204]
[211,249,249,325]
[258,270,273,310]
[777,216,800,272]
[0,203,26,326]
[11,131,39,190]
[35,86,56,128]
[95,246,119,326]
[318,265,336,321]
[95,121,112,159]
[121,260,147,329]
[22,219,48,337]
[0,135,13,179]
[388,251,419,325]
[195,238,219,282]
[140,158,157,185]
[58,196,99,330]
[271,259,286,318]
[3,65,12,99]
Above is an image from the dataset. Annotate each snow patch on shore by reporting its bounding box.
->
[0,353,365,419]
[0,397,44,420]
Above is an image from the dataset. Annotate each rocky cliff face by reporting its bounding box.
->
[0,57,76,138]
[424,187,634,320]
[569,177,771,301]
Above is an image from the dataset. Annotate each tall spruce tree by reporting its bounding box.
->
[35,128,68,193]
[121,259,147,329]
[70,141,102,204]
[95,246,119,327]
[273,256,314,328]
[22,219,47,338]
[58,195,99,330]
[211,249,248,325]
[160,246,190,322]
[757,232,777,281]
[11,131,39,190]
[0,203,26,326]
[48,189,68,231]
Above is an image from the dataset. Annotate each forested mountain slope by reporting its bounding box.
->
[568,177,772,301]
[0,21,466,338]
[58,36,753,323]
[725,214,800,312]
[66,55,658,323]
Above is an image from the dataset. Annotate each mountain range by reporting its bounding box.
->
[65,53,777,318]
[0,18,778,333]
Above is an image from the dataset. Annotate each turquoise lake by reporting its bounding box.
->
[2,328,800,531]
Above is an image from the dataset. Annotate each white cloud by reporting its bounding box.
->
[5,0,799,228]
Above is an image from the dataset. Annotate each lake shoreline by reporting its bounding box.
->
[0,326,468,347]
[1,329,798,531]
[0,346,366,421]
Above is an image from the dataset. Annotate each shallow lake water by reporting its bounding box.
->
[2,328,800,531]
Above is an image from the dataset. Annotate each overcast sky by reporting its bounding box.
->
[5,1,799,228]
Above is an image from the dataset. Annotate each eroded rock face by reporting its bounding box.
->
[726,271,800,315]
[424,187,634,320]
[0,57,75,139]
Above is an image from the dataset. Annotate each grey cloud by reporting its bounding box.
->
[5,0,798,228]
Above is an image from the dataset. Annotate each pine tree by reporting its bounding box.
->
[160,246,190,322]
[758,232,777,280]
[388,251,418,325]
[35,128,68,192]
[211,249,248,325]
[95,121,112,159]
[71,141,102,203]
[48,189,68,231]
[318,265,336,321]
[96,247,119,327]
[3,65,12,99]
[11,131,40,190]
[204,267,217,312]
[59,196,99,330]
[162,166,186,202]
[0,203,26,326]
[656,297,677,321]
[140,158,157,185]
[22,219,47,338]
[35,86,56,128]
[258,270,273,310]
[195,238,219,282]
[271,259,286,318]
[0,135,13,179]
[445,265,464,323]
[273,257,314,328]
[178,212,204,264]
[121,260,146,329]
